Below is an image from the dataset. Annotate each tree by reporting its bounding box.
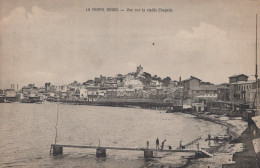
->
[152,75,162,82]
[140,72,152,86]
[142,72,152,79]
[162,77,171,87]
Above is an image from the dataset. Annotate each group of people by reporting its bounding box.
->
[146,138,185,150]
[146,138,171,150]
[156,138,167,149]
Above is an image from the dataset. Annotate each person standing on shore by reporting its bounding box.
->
[161,139,166,149]
[197,142,200,151]
[156,138,159,149]
[146,141,149,149]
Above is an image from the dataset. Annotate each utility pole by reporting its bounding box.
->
[256,14,260,116]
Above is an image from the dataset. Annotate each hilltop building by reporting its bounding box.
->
[136,65,143,77]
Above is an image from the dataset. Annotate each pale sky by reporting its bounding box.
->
[0,0,260,89]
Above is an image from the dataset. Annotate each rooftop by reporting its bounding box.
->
[182,76,201,82]
[229,74,248,78]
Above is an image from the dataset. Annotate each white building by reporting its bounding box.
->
[79,88,88,99]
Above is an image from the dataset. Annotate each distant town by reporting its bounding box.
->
[0,65,258,112]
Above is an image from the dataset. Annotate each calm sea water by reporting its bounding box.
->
[0,103,226,168]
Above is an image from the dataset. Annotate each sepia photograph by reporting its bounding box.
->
[0,0,260,167]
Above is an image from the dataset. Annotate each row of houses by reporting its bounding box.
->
[0,66,182,102]
[180,74,259,112]
[181,76,229,104]
[1,64,258,106]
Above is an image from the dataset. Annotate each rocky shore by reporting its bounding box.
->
[182,111,248,168]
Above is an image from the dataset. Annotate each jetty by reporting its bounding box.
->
[50,144,213,158]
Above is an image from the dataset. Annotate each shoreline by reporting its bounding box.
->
[181,111,248,168]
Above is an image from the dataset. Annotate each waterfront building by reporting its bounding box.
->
[216,85,230,101]
[97,89,106,98]
[79,88,88,99]
[2,89,17,102]
[16,92,24,100]
[5,89,16,97]
[125,88,135,97]
[86,86,99,100]
[245,79,260,106]
[135,89,143,98]
[192,103,205,112]
[116,87,139,98]
[63,88,76,100]
[181,76,201,99]
[191,85,218,102]
[22,84,38,96]
[28,93,40,102]
[117,87,127,97]
[229,80,255,103]
[87,90,98,101]
[106,88,117,98]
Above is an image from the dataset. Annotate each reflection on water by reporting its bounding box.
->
[0,103,225,167]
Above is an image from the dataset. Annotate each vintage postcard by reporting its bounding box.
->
[0,0,260,167]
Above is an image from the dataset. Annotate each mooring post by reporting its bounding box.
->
[144,150,153,158]
[96,147,106,157]
[52,145,63,155]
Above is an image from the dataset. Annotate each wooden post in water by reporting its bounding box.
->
[52,145,63,155]
[144,150,153,158]
[96,147,106,157]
